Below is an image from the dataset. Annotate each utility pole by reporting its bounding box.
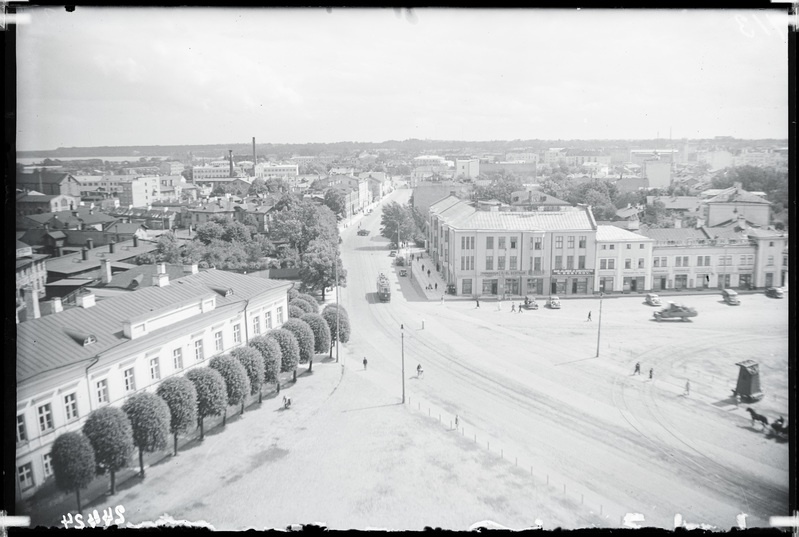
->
[335,250,339,363]
[401,323,405,403]
[595,292,604,358]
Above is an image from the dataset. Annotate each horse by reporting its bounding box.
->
[771,416,788,437]
[746,407,768,429]
[282,395,292,409]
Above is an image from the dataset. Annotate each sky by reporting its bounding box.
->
[15,7,790,151]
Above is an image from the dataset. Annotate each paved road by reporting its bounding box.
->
[338,189,790,528]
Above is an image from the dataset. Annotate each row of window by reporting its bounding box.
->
[599,258,646,270]
[478,236,591,251]
[251,307,283,335]
[18,455,53,491]
[478,255,589,271]
[600,243,646,250]
[652,254,768,268]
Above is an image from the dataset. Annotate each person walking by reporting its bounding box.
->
[634,362,641,375]
[363,357,368,370]
[435,282,438,291]
[587,311,592,321]
[684,380,690,396]
[511,302,516,312]
[427,269,431,277]
[441,295,445,305]
[476,297,480,308]
[422,264,425,272]
[518,304,523,313]
[649,368,654,380]
[497,299,502,311]
[455,415,459,429]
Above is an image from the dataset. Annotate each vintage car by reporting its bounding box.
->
[357,229,370,236]
[645,293,662,306]
[547,296,561,309]
[389,250,397,257]
[399,268,408,277]
[653,302,698,321]
[765,287,784,298]
[522,296,538,310]
[722,288,741,305]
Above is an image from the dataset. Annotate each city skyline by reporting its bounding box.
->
[16,8,790,151]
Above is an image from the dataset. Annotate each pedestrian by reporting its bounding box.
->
[518,304,523,313]
[435,282,438,290]
[684,380,690,396]
[511,302,516,312]
[441,295,444,305]
[587,311,592,321]
[634,362,641,375]
[455,415,459,429]
[422,264,425,272]
[427,270,431,277]
[276,380,281,394]
[497,299,502,311]
[363,357,368,370]
[649,368,654,380]
[476,297,480,308]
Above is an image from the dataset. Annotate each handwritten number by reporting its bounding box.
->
[60,513,73,529]
[102,507,114,527]
[74,514,85,529]
[114,505,126,525]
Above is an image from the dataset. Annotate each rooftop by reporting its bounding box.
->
[45,238,159,276]
[435,199,596,231]
[636,227,709,242]
[596,225,652,242]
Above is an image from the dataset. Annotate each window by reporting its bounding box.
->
[578,256,585,269]
[485,256,493,270]
[214,331,224,352]
[600,259,607,270]
[461,236,465,249]
[252,315,261,335]
[534,238,542,250]
[639,244,645,249]
[579,236,586,248]
[97,379,109,404]
[173,348,184,370]
[555,236,563,248]
[149,357,160,380]
[64,393,78,421]
[462,279,473,295]
[638,258,645,269]
[509,256,517,270]
[194,340,204,361]
[554,256,562,269]
[233,324,242,344]
[767,255,774,266]
[697,256,704,267]
[265,312,272,330]
[534,257,541,271]
[609,244,615,250]
[626,243,631,249]
[601,245,607,250]
[609,259,616,269]
[683,256,689,266]
[461,256,466,271]
[566,256,574,269]
[676,256,682,267]
[498,256,506,270]
[510,237,517,249]
[568,236,575,249]
[38,403,54,433]
[498,237,506,249]
[769,241,774,247]
[625,259,631,269]
[18,463,34,490]
[16,415,27,443]
[43,453,54,478]
[486,237,494,249]
[124,368,136,392]
[277,307,284,324]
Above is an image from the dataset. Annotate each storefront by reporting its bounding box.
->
[599,277,614,293]
[622,276,645,292]
[462,278,473,295]
[526,278,544,295]
[738,274,752,289]
[717,274,731,288]
[552,269,594,295]
[695,273,710,288]
[674,274,688,289]
[482,278,498,295]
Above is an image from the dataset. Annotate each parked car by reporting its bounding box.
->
[765,287,784,298]
[645,293,661,306]
[547,296,561,309]
[357,229,370,236]
[395,256,405,266]
[389,250,397,257]
[653,302,698,321]
[722,288,741,305]
[522,296,538,310]
[399,269,407,277]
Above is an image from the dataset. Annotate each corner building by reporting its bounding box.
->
[428,197,597,297]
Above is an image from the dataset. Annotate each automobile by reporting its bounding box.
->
[645,293,661,306]
[765,287,784,298]
[722,288,741,305]
[547,296,561,309]
[389,250,397,257]
[399,269,408,277]
[522,296,538,310]
[357,229,369,236]
[653,302,698,322]
[395,256,405,266]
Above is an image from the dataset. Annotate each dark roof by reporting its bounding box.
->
[25,208,117,227]
[16,194,64,203]
[704,187,770,205]
[17,270,292,383]
[16,171,76,186]
[636,227,708,241]
[45,238,158,276]
[98,263,192,290]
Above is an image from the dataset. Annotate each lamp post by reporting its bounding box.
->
[335,250,339,363]
[401,323,405,403]
[595,292,604,358]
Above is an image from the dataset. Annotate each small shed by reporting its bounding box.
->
[733,360,764,402]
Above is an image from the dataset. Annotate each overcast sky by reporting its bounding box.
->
[15,7,790,151]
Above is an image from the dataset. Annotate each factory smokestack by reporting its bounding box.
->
[252,137,256,177]
[229,149,234,178]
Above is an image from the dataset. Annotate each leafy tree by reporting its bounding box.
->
[156,376,198,456]
[155,232,182,263]
[186,367,228,440]
[322,306,351,357]
[122,392,170,478]
[323,188,346,218]
[270,199,338,254]
[231,347,266,403]
[248,178,267,195]
[290,298,316,314]
[301,312,331,355]
[266,328,300,381]
[82,407,134,496]
[210,353,252,418]
[380,201,416,246]
[282,318,315,369]
[474,173,524,204]
[221,221,252,243]
[289,305,305,318]
[298,240,347,300]
[288,288,300,301]
[249,335,282,385]
[323,303,349,319]
[195,221,225,244]
[297,293,320,312]
[51,432,96,512]
[266,177,289,193]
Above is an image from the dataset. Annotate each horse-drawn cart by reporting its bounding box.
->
[732,360,764,403]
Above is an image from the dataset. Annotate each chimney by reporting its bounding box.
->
[158,262,167,274]
[183,263,199,275]
[52,297,63,314]
[23,286,41,320]
[109,240,116,254]
[133,235,139,247]
[56,246,64,257]
[81,248,89,261]
[152,272,170,287]
[72,210,79,218]
[101,258,113,284]
[76,292,96,309]
[86,238,94,250]
[229,149,234,178]
[674,218,682,228]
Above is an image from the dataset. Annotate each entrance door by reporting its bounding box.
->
[660,277,667,290]
[630,278,638,292]
[551,281,558,294]
[491,281,498,294]
[571,279,578,294]
[765,273,773,287]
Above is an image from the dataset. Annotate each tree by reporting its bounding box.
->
[156,376,198,456]
[82,407,134,496]
[122,392,170,478]
[266,177,289,193]
[186,367,228,440]
[210,354,251,419]
[266,328,300,382]
[282,318,316,369]
[380,201,415,246]
[297,293,320,313]
[155,233,182,263]
[221,221,252,243]
[290,298,316,314]
[231,346,266,403]
[323,188,346,218]
[298,240,347,300]
[322,305,351,357]
[195,221,225,244]
[51,432,96,512]
[270,199,339,254]
[288,288,300,301]
[474,173,524,204]
[248,178,268,195]
[301,312,331,355]
[289,305,305,318]
[249,335,282,385]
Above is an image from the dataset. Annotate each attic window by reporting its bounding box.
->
[225,288,234,297]
[65,329,97,347]
[84,335,97,346]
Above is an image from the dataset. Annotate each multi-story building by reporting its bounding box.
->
[454,159,480,179]
[504,151,540,163]
[14,269,291,501]
[255,163,299,180]
[594,226,654,293]
[159,161,185,176]
[703,185,771,228]
[643,160,672,189]
[696,150,733,171]
[15,193,81,216]
[16,241,49,300]
[119,176,160,208]
[17,171,82,198]
[428,196,598,297]
[192,164,246,182]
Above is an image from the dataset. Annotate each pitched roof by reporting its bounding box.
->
[596,225,652,242]
[17,271,291,383]
[704,187,770,205]
[45,238,159,276]
[636,227,709,242]
[646,196,703,211]
[97,263,192,290]
[16,171,75,186]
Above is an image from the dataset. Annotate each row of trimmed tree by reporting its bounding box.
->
[50,292,351,515]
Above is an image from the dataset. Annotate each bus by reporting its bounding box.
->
[377,273,391,302]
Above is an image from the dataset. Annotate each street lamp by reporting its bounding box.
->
[595,292,604,358]
[401,323,405,403]
[335,250,340,363]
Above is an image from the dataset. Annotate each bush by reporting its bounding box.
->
[231,347,265,401]
[210,354,252,416]
[288,305,305,319]
[297,293,320,313]
[266,328,300,374]
[186,367,228,440]
[322,306,351,354]
[290,298,316,314]
[288,288,300,301]
[249,335,282,384]
[122,392,170,478]
[82,406,134,495]
[323,303,349,320]
[51,432,96,512]
[156,376,198,456]
[301,313,331,354]
[281,318,315,364]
